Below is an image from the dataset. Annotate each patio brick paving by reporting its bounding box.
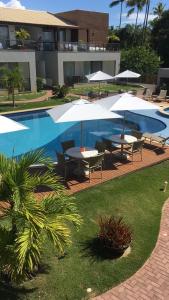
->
[93,199,169,300]
[64,143,169,195]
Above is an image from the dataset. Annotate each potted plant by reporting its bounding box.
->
[97,216,132,257]
[15,28,30,48]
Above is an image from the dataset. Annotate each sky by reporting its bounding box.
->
[0,0,168,26]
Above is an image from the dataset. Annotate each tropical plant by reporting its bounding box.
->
[153,1,165,18]
[109,0,126,28]
[151,10,169,67]
[127,0,147,26]
[53,84,69,98]
[0,67,24,107]
[36,77,43,92]
[121,46,160,77]
[0,150,82,283]
[97,216,132,255]
[15,28,30,47]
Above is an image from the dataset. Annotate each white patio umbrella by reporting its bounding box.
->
[96,92,158,135]
[47,99,122,146]
[0,115,28,134]
[114,70,141,79]
[86,71,113,94]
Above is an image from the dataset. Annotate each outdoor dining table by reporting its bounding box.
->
[107,134,137,158]
[65,147,98,176]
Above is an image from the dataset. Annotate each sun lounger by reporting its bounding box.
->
[153,90,167,102]
[143,132,169,147]
[143,89,153,101]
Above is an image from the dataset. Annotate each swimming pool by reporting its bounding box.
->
[1,109,166,161]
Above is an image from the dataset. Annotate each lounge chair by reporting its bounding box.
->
[136,89,145,98]
[143,132,169,148]
[153,90,167,102]
[124,140,144,161]
[143,89,153,101]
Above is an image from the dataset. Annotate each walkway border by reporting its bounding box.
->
[94,199,169,300]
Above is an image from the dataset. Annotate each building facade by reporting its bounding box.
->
[0,7,120,92]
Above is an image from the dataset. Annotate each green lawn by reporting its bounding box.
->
[70,83,139,96]
[0,97,76,113]
[1,161,169,300]
[0,91,46,102]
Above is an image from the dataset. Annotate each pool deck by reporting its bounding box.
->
[35,142,169,198]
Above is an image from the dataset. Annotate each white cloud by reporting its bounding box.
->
[122,12,156,25]
[0,0,25,9]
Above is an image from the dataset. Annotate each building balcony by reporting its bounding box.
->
[0,39,120,53]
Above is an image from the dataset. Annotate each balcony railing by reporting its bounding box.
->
[0,39,120,53]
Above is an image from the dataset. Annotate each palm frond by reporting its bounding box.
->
[127,7,135,17]
[109,0,122,8]
[17,150,53,170]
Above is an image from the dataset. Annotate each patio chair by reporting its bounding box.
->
[131,130,144,140]
[102,138,120,154]
[153,90,167,102]
[143,89,153,101]
[56,151,76,179]
[124,140,144,161]
[136,89,145,98]
[95,141,106,153]
[143,132,169,148]
[83,153,104,182]
[61,140,75,153]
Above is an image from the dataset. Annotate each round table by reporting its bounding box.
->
[107,134,137,158]
[66,147,98,159]
[65,147,98,176]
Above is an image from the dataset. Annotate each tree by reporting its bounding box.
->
[151,10,169,66]
[15,28,30,47]
[0,150,82,283]
[121,46,160,77]
[127,0,147,27]
[109,0,126,28]
[153,2,165,18]
[0,67,23,107]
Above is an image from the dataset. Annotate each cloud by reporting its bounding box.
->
[0,0,25,9]
[122,12,156,25]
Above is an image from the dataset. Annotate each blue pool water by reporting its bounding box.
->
[1,109,166,161]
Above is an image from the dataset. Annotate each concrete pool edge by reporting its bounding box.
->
[1,105,55,115]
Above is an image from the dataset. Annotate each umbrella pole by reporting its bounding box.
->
[121,111,126,138]
[80,121,83,147]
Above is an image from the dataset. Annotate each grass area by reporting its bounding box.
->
[70,83,140,95]
[2,161,169,299]
[0,97,77,113]
[0,91,46,102]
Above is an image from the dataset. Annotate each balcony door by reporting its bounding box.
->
[0,25,9,48]
[43,30,54,50]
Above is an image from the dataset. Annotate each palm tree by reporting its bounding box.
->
[0,150,82,282]
[15,28,30,48]
[127,0,147,27]
[153,2,165,18]
[0,67,23,107]
[109,0,126,28]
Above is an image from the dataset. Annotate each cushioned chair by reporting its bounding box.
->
[56,151,76,179]
[61,140,75,153]
[102,138,119,154]
[131,130,143,140]
[125,140,144,161]
[95,141,106,153]
[83,153,104,182]
[143,132,169,148]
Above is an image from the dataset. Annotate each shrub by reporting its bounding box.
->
[52,84,69,98]
[97,216,132,255]
[36,77,43,92]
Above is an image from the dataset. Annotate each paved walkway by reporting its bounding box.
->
[94,199,169,300]
[0,90,52,105]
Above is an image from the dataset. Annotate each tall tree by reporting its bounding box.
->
[0,150,82,282]
[153,2,165,18]
[109,0,126,28]
[0,67,23,107]
[127,0,147,27]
